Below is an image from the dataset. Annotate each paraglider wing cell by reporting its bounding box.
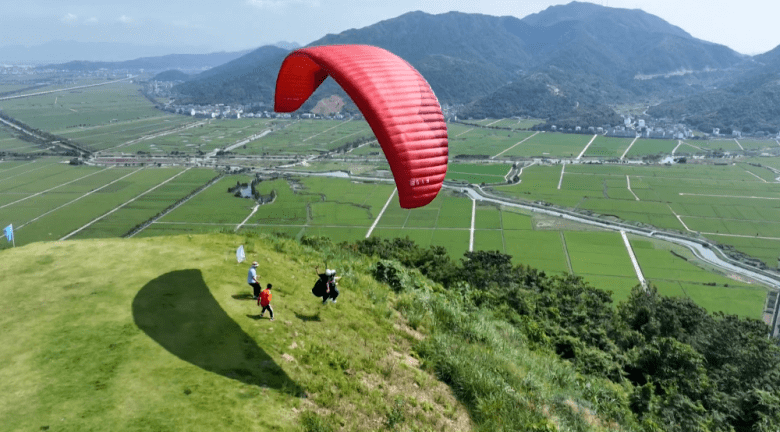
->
[274,45,448,209]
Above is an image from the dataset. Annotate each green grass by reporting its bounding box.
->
[0,234,476,432]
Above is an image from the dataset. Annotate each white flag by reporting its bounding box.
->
[236,245,245,263]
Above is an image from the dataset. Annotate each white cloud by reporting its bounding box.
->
[61,13,78,24]
[246,0,320,9]
[85,17,99,24]
[118,15,134,24]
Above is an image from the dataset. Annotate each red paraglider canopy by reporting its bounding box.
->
[274,45,448,209]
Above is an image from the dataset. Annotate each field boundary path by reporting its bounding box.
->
[60,168,192,240]
[0,76,135,101]
[626,175,640,201]
[125,173,225,237]
[672,140,682,155]
[620,136,640,160]
[236,205,260,232]
[469,198,476,251]
[679,193,780,200]
[734,139,745,150]
[557,163,566,189]
[560,232,574,274]
[666,204,693,232]
[575,134,598,159]
[366,188,397,238]
[492,131,540,159]
[621,231,647,288]
[743,169,768,183]
[0,166,113,210]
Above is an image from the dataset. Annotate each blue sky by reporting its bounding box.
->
[0,0,777,55]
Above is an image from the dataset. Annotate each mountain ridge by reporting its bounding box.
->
[169,2,773,131]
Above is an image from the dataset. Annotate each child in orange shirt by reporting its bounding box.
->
[258,283,274,321]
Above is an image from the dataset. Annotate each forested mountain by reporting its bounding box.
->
[648,43,780,134]
[171,1,772,130]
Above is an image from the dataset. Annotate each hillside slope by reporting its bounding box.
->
[0,234,472,431]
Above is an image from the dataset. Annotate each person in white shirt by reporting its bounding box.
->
[247,261,260,299]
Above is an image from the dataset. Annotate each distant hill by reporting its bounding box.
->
[38,50,253,73]
[172,2,765,128]
[0,40,214,64]
[173,45,290,104]
[153,70,191,81]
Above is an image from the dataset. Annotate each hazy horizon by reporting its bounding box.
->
[0,0,778,62]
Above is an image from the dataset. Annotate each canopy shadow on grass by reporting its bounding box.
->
[132,269,303,395]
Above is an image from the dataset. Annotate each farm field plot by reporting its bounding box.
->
[376,192,471,230]
[579,198,683,230]
[695,139,742,152]
[485,118,544,129]
[69,169,219,239]
[737,162,778,182]
[445,163,511,184]
[302,178,396,227]
[58,115,196,151]
[8,168,185,246]
[630,238,767,318]
[500,165,585,207]
[0,81,162,132]
[122,118,274,155]
[0,159,95,195]
[159,175,261,225]
[0,127,41,153]
[565,231,637,278]
[501,132,592,158]
[346,142,382,156]
[504,230,569,274]
[683,283,766,319]
[736,139,779,151]
[624,138,677,157]
[241,119,374,154]
[583,136,633,158]
[580,275,639,304]
[0,165,115,207]
[448,127,534,157]
[705,235,780,268]
[632,239,755,286]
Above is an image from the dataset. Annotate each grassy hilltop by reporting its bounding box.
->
[0,233,644,432]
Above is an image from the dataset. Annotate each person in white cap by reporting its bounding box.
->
[248,261,261,299]
[314,265,340,304]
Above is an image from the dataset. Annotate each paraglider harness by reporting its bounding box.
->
[311,264,336,298]
[311,273,336,297]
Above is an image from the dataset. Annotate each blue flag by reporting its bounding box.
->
[3,224,12,242]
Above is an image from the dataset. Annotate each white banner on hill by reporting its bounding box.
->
[236,245,245,263]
